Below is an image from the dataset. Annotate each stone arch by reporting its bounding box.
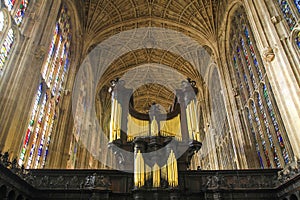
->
[7,189,16,200]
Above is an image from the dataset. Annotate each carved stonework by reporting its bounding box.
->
[33,45,46,61]
[262,47,275,62]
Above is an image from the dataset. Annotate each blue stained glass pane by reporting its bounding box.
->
[244,27,263,80]
[14,0,30,26]
[278,0,297,29]
[296,32,300,49]
[294,0,300,13]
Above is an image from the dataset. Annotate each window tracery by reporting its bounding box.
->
[277,0,298,30]
[0,28,14,74]
[19,5,72,169]
[229,7,291,168]
[3,0,15,11]
[14,0,30,26]
[277,0,300,48]
[0,0,30,77]
[0,11,5,31]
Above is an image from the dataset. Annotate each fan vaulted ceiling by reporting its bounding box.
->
[74,0,231,114]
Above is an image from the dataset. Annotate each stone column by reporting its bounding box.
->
[244,0,300,162]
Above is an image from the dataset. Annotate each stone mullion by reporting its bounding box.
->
[229,36,247,106]
[238,34,257,96]
[223,43,248,169]
[253,92,276,168]
[263,81,294,165]
[248,0,300,161]
[240,29,261,90]
[242,106,261,168]
[232,49,250,107]
[0,10,11,48]
[235,39,255,100]
[32,92,50,169]
[244,23,266,77]
[287,0,300,19]
[248,101,268,168]
[22,90,44,168]
[258,83,285,167]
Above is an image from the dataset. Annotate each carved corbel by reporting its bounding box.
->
[262,47,275,62]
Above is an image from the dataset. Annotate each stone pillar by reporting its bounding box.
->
[244,0,300,162]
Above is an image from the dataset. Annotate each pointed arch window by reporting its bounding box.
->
[277,0,299,30]
[19,5,72,168]
[229,7,292,169]
[276,0,300,48]
[0,27,15,75]
[3,0,16,11]
[14,0,30,26]
[0,9,15,75]
[296,31,300,48]
[295,0,300,12]
[0,0,30,77]
[0,11,5,31]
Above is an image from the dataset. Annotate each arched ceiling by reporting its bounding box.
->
[97,48,204,114]
[75,0,231,114]
[75,0,230,50]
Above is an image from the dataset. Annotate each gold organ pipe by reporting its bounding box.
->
[191,100,200,142]
[145,164,151,182]
[186,106,193,139]
[160,115,182,141]
[127,115,149,141]
[134,150,145,187]
[167,150,178,187]
[113,100,118,141]
[109,99,117,142]
[161,165,167,180]
[116,102,122,139]
[153,163,160,187]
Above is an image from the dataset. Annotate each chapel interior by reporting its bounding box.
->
[0,0,300,199]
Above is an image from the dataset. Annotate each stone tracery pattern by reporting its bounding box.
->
[229,6,291,169]
[19,4,71,169]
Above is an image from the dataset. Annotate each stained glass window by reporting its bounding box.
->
[257,93,281,167]
[294,0,300,13]
[262,84,289,164]
[0,11,5,32]
[14,0,30,26]
[246,108,263,168]
[0,28,15,74]
[278,0,297,30]
[244,27,263,80]
[296,32,300,49]
[19,5,71,169]
[230,7,291,169]
[3,0,15,11]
